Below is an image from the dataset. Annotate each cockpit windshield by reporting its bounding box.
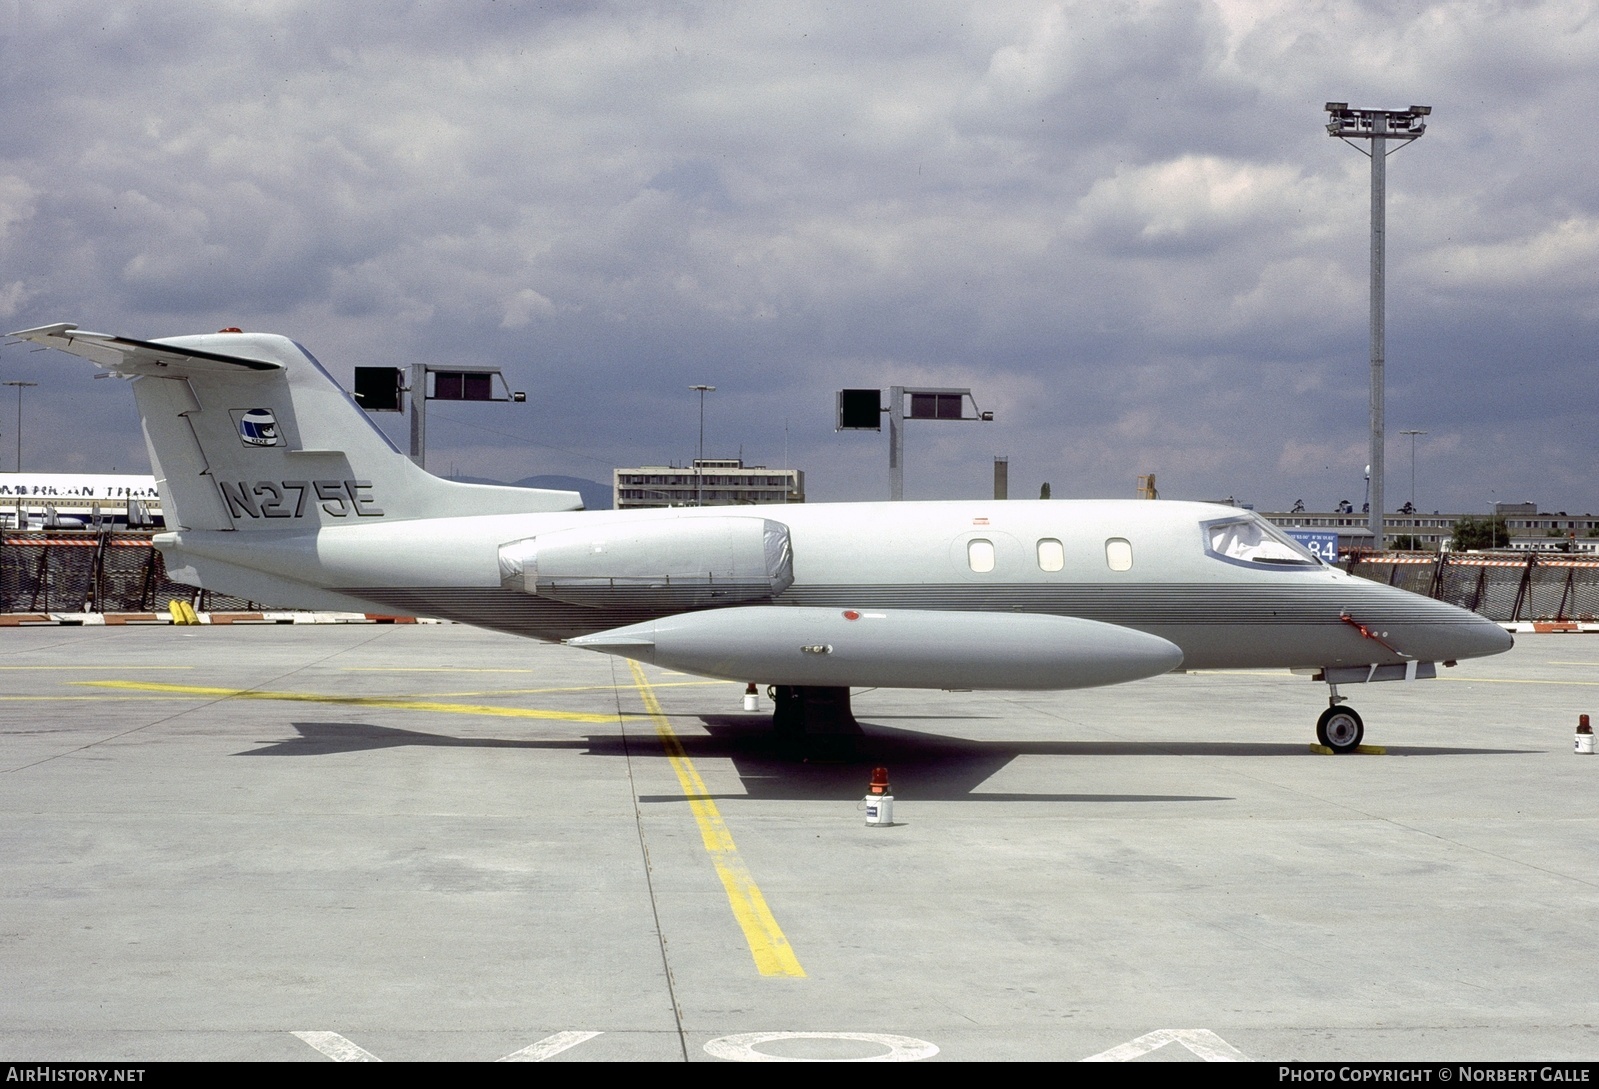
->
[1204,515,1321,567]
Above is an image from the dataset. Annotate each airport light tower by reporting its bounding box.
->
[1400,429,1427,508]
[3,380,35,529]
[1325,102,1430,551]
[689,384,715,506]
[3,380,36,472]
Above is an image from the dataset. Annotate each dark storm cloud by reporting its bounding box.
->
[0,0,1593,512]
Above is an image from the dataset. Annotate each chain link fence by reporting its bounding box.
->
[1,530,260,613]
[1348,551,1599,621]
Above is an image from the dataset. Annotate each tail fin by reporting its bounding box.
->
[8,324,581,531]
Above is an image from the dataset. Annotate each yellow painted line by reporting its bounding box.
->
[626,660,804,979]
[1310,744,1387,755]
[341,667,548,673]
[384,681,729,700]
[342,670,735,690]
[73,680,615,723]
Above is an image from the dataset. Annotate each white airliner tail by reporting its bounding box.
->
[8,324,582,532]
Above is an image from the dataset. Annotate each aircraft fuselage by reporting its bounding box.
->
[156,498,1510,673]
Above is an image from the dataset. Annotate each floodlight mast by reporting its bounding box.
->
[1325,102,1430,551]
[690,385,715,506]
[3,380,36,473]
[4,380,36,527]
[1400,429,1427,509]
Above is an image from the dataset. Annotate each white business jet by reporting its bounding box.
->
[9,323,1512,750]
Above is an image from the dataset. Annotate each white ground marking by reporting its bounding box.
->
[291,1030,602,1062]
[497,1031,604,1061]
[292,1031,381,1062]
[1080,1029,1247,1062]
[703,1032,940,1062]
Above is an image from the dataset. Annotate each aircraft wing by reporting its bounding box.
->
[8,323,283,376]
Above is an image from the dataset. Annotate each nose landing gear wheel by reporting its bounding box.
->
[1316,705,1364,753]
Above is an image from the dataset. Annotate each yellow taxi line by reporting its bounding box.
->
[72,680,616,723]
[626,660,804,979]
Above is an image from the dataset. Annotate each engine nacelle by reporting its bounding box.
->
[498,516,794,609]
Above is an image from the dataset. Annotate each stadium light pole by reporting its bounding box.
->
[689,384,715,505]
[1400,429,1427,508]
[1326,102,1430,551]
[3,380,36,472]
[3,380,34,530]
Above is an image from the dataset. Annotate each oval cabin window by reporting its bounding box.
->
[1037,538,1065,572]
[967,538,996,573]
[1105,537,1133,571]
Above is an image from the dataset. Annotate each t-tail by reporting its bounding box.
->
[7,323,582,531]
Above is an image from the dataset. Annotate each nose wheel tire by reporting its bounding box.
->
[1316,706,1364,753]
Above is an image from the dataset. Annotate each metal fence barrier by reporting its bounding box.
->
[1,530,260,613]
[1347,551,1599,622]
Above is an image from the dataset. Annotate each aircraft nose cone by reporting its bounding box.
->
[1432,605,1514,662]
[1472,616,1515,657]
[1368,585,1514,664]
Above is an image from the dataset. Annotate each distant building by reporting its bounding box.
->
[613,459,804,510]
[1263,504,1599,554]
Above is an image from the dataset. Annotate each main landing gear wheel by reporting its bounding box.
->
[1316,705,1365,753]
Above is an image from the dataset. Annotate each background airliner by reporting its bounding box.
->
[9,323,1512,751]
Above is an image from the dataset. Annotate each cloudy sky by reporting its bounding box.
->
[0,0,1593,513]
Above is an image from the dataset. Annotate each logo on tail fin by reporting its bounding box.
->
[236,408,281,447]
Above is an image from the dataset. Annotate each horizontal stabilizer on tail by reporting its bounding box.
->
[8,322,584,536]
[9,323,283,374]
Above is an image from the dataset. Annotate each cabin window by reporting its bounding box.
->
[1037,538,1065,572]
[967,538,996,573]
[1105,538,1133,572]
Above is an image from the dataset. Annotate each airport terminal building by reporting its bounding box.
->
[1264,502,1599,555]
[613,459,805,509]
